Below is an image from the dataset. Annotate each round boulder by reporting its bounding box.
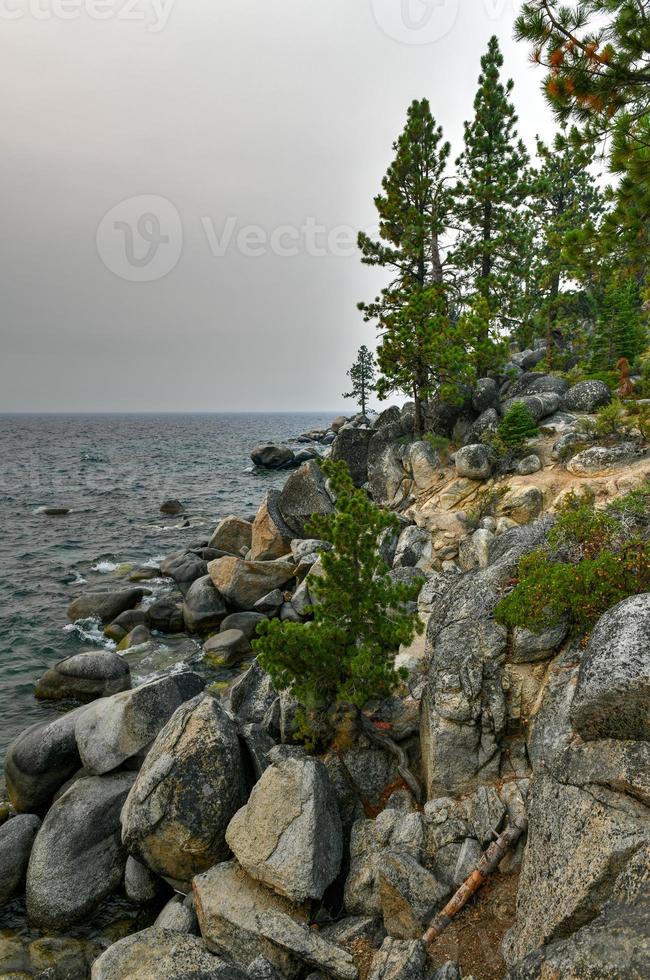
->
[251,445,295,469]
[34,651,130,703]
[182,575,227,634]
[455,444,493,481]
[561,380,611,413]
[203,629,252,668]
[0,813,41,905]
[160,499,184,516]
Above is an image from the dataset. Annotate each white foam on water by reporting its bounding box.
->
[91,560,119,573]
[63,617,116,649]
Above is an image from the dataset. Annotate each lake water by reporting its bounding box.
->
[0,412,334,766]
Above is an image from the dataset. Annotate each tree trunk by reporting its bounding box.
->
[546,270,560,367]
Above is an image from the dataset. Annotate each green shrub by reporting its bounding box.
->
[498,403,539,449]
[253,460,423,746]
[423,432,452,460]
[495,488,650,636]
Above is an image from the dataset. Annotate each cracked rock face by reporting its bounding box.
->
[225,750,343,903]
[91,927,248,979]
[121,694,246,889]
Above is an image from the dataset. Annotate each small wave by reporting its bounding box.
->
[91,560,119,573]
[63,618,115,649]
[141,555,166,568]
[70,571,87,586]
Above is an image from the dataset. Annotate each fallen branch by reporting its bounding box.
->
[422,814,528,951]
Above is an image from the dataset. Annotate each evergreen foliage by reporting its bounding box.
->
[591,275,648,369]
[343,345,376,416]
[495,487,650,635]
[253,460,423,745]
[498,402,540,449]
[357,99,474,435]
[453,35,531,368]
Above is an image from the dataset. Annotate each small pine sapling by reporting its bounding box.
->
[498,402,539,450]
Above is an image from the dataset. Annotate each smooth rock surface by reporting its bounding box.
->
[250,491,294,561]
[454,444,492,481]
[67,588,147,624]
[26,772,135,929]
[182,575,227,633]
[4,706,85,813]
[91,927,246,980]
[277,461,334,537]
[75,671,205,774]
[209,556,296,610]
[0,814,41,906]
[209,515,253,555]
[34,651,131,703]
[203,628,252,667]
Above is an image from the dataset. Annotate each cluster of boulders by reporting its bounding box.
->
[1,394,649,979]
[250,416,368,471]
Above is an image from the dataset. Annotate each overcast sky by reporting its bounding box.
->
[0,0,558,413]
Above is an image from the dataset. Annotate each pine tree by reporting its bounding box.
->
[591,275,648,370]
[498,402,540,449]
[253,460,423,745]
[453,35,531,371]
[358,99,473,436]
[530,127,604,363]
[343,345,376,417]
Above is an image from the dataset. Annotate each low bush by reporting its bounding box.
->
[497,403,539,450]
[495,487,650,636]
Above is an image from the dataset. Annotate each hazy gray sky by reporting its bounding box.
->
[1,0,556,412]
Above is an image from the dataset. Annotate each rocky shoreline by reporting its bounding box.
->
[1,367,649,980]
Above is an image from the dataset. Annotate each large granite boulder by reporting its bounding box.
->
[368,938,427,980]
[203,628,251,667]
[26,772,135,929]
[121,694,246,888]
[472,378,499,413]
[502,772,650,966]
[209,515,253,555]
[501,393,560,422]
[75,671,205,774]
[367,423,408,506]
[182,575,227,633]
[378,850,447,939]
[393,526,432,569]
[159,551,208,596]
[566,443,639,476]
[570,594,650,741]
[228,661,280,737]
[67,588,147,624]
[345,809,424,916]
[193,860,308,976]
[34,651,130,703]
[208,556,296,610]
[454,444,492,481]
[0,814,41,905]
[331,428,373,487]
[226,748,342,903]
[404,441,440,494]
[91,927,248,980]
[4,706,85,813]
[278,461,334,537]
[250,490,294,561]
[249,912,357,980]
[145,596,184,633]
[561,380,611,413]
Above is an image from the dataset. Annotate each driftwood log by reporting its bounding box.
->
[423,814,528,951]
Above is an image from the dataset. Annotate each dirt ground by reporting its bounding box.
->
[426,872,520,980]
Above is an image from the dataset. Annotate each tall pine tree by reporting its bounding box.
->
[530,127,604,363]
[453,35,530,373]
[358,99,472,436]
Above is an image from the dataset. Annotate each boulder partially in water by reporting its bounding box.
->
[182,575,227,634]
[34,650,131,703]
[67,588,149,624]
[4,706,85,813]
[91,927,246,980]
[0,813,41,906]
[26,772,135,930]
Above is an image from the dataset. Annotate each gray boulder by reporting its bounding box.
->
[468,408,499,443]
[34,650,130,703]
[249,912,357,980]
[145,596,184,633]
[121,694,246,888]
[160,551,208,596]
[378,850,447,938]
[67,588,147,624]
[566,443,639,476]
[251,445,296,469]
[278,461,335,537]
[331,428,373,486]
[454,444,493,481]
[561,380,611,413]
[154,894,198,934]
[221,611,266,641]
[393,526,432,569]
[26,772,134,929]
[74,671,205,774]
[203,628,252,667]
[501,393,560,422]
[182,575,227,633]
[367,423,409,507]
[226,749,342,903]
[0,814,41,905]
[209,556,296,610]
[255,589,285,616]
[91,927,247,980]
[511,622,568,663]
[124,856,163,905]
[570,594,650,741]
[228,661,280,737]
[368,938,427,980]
[516,454,542,476]
[193,860,308,976]
[345,809,424,916]
[160,499,183,515]
[4,706,85,813]
[472,378,499,413]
